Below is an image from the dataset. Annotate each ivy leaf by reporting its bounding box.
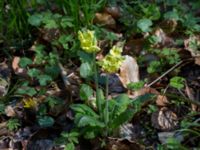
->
[61,17,74,28]
[64,143,75,150]
[80,62,93,78]
[44,19,58,29]
[38,116,54,127]
[19,57,32,68]
[45,65,60,79]
[164,11,179,20]
[27,68,41,77]
[137,18,153,32]
[80,84,94,101]
[170,76,185,89]
[28,13,43,26]
[37,75,52,86]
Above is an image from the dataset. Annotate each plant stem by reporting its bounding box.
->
[105,74,109,136]
[93,53,102,118]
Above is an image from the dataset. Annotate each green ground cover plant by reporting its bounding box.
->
[0,0,200,150]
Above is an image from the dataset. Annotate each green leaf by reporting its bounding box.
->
[45,65,60,79]
[38,116,54,127]
[170,76,185,89]
[58,35,73,49]
[112,94,130,117]
[164,11,179,20]
[37,75,52,86]
[19,57,33,68]
[61,17,74,28]
[7,118,20,131]
[0,103,5,114]
[45,96,59,108]
[127,81,145,90]
[80,62,93,78]
[77,115,105,128]
[44,19,58,29]
[131,94,155,113]
[147,60,161,73]
[27,68,41,77]
[111,109,135,129]
[28,13,43,26]
[65,143,75,150]
[80,84,94,101]
[78,51,93,63]
[16,87,37,96]
[70,104,99,118]
[137,18,153,32]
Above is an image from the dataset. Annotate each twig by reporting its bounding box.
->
[147,61,183,87]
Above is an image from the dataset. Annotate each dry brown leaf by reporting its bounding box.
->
[151,107,178,131]
[0,61,11,97]
[106,138,144,150]
[160,19,178,34]
[119,55,139,88]
[184,35,200,58]
[194,56,200,66]
[156,95,169,107]
[124,38,145,55]
[153,28,175,47]
[104,6,121,19]
[129,87,159,99]
[94,13,116,29]
[5,105,16,117]
[12,56,26,76]
[0,122,9,137]
[185,83,198,111]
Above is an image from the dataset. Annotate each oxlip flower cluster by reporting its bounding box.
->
[78,29,100,53]
[98,45,124,73]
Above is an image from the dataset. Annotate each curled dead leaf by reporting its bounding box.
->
[0,61,11,97]
[184,35,200,57]
[12,56,27,76]
[156,95,169,106]
[94,13,116,29]
[153,28,175,47]
[151,107,178,131]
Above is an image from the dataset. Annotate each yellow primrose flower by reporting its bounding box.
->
[23,98,37,109]
[98,45,124,73]
[78,29,100,53]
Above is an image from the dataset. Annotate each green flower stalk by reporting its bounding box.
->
[98,45,124,73]
[78,29,100,53]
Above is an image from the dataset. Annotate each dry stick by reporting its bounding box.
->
[147,60,184,87]
[59,62,71,88]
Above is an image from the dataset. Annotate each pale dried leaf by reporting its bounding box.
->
[152,107,178,131]
[153,28,175,47]
[158,131,183,144]
[184,35,200,57]
[119,55,139,88]
[185,83,198,111]
[104,6,121,19]
[94,13,116,28]
[5,106,16,117]
[12,56,26,76]
[129,87,159,99]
